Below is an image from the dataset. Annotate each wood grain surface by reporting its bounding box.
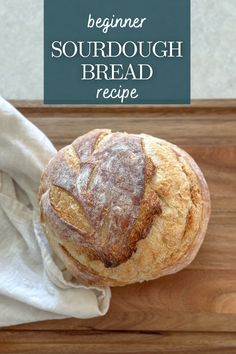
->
[1,100,236,354]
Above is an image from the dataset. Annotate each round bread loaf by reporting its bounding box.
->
[39,129,211,286]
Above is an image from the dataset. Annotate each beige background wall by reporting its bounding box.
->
[0,0,235,100]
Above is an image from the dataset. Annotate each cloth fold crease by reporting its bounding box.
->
[0,97,111,327]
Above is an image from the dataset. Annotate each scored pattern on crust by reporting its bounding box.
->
[40,129,162,268]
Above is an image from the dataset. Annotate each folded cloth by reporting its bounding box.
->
[0,97,111,327]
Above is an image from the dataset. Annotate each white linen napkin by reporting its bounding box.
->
[0,97,111,327]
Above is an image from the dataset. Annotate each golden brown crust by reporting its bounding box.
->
[39,129,162,269]
[154,137,211,278]
[39,130,211,287]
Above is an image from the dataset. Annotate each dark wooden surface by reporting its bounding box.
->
[1,100,236,353]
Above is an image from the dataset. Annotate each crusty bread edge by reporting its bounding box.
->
[146,136,211,279]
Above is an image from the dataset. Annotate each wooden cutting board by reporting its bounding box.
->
[1,100,236,354]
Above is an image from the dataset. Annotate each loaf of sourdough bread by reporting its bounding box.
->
[39,130,210,286]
